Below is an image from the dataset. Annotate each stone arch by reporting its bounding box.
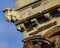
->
[44,26,60,38]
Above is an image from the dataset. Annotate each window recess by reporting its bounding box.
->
[24,20,38,32]
[24,21,33,31]
[50,10,60,18]
[36,16,49,24]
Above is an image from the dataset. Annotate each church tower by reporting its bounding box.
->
[3,0,60,48]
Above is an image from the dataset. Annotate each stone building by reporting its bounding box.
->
[3,0,60,48]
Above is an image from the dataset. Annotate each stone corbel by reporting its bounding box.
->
[3,8,20,22]
[44,13,52,20]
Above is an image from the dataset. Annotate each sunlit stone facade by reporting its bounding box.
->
[3,0,60,48]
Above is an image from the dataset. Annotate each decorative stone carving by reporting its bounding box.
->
[3,0,60,48]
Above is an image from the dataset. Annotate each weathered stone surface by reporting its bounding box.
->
[3,0,60,48]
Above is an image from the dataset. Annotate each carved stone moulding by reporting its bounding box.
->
[44,26,60,48]
[23,26,60,48]
[23,35,54,48]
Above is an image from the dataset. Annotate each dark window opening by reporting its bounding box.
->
[24,21,38,32]
[32,41,38,46]
[24,21,33,31]
[32,21,37,27]
[36,16,49,24]
[50,10,60,18]
[24,21,32,28]
[41,42,52,48]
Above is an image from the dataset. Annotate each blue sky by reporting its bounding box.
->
[0,0,23,48]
